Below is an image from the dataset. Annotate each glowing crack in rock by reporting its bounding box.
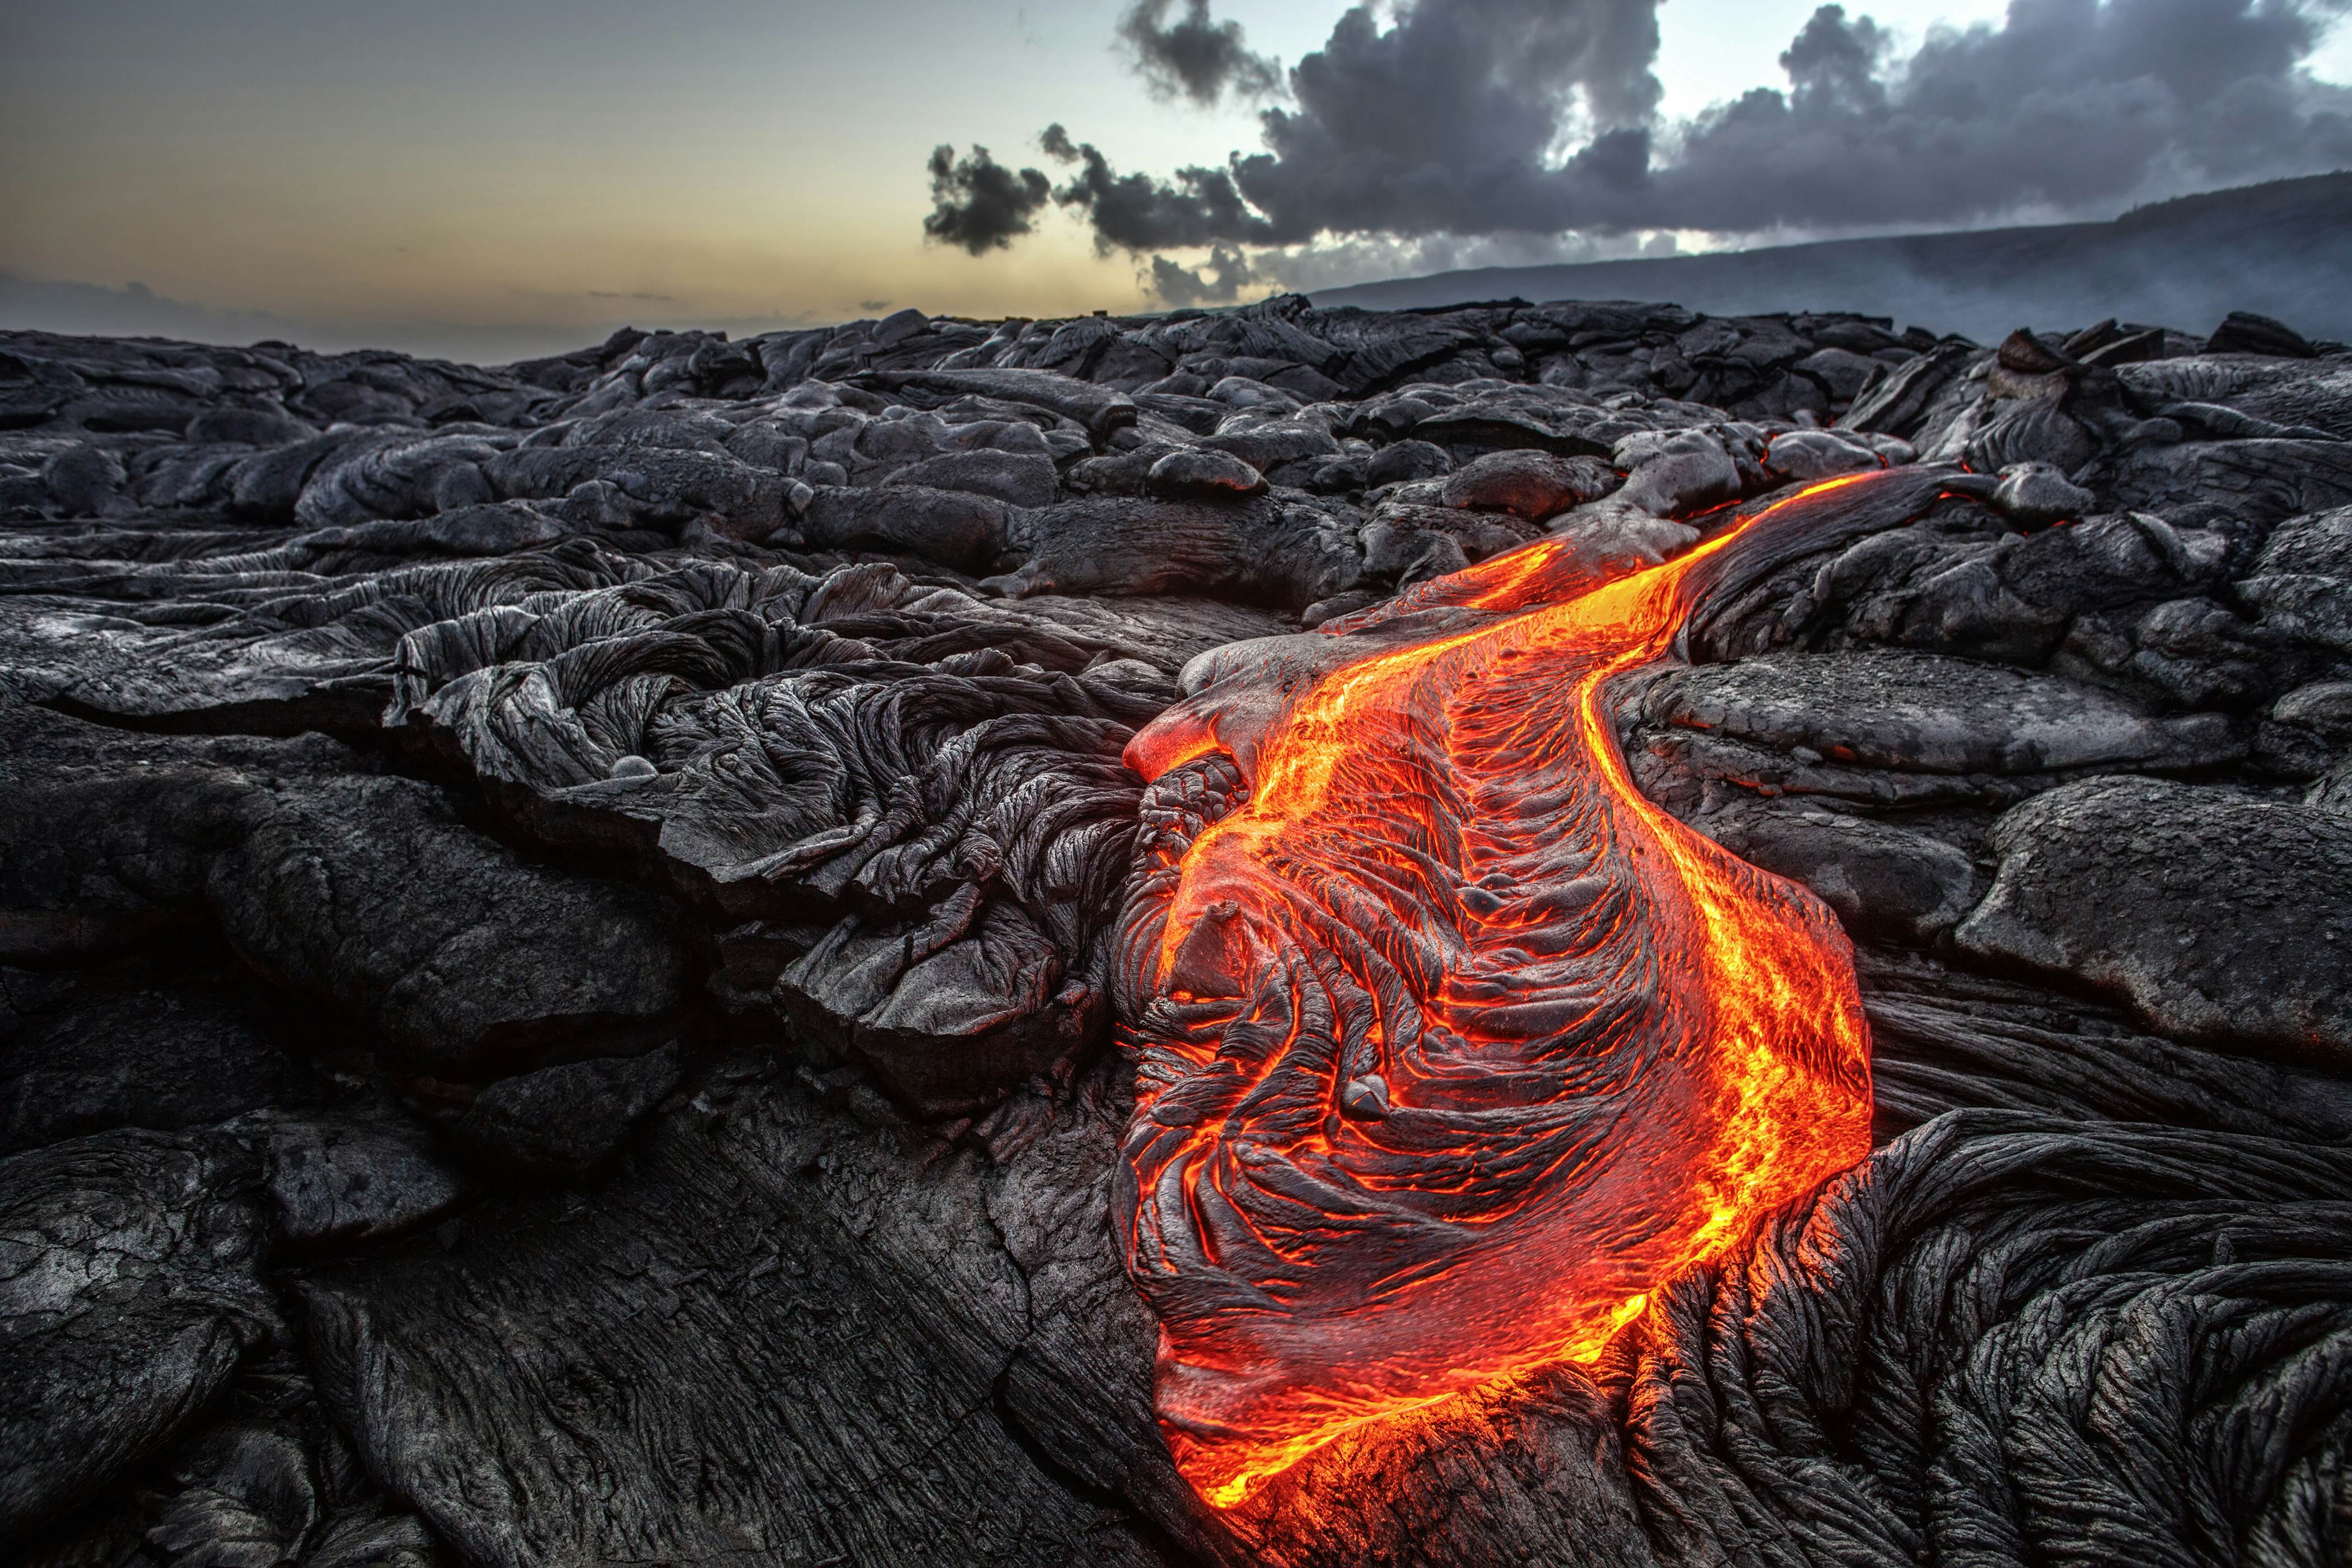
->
[1114,473,1912,1508]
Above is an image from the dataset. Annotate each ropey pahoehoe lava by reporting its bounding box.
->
[1113,472,1911,1507]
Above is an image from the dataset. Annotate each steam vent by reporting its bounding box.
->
[6,299,2352,1566]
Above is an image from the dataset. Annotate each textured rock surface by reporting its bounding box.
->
[1958,776,2352,1067]
[3,298,2348,1566]
[1,1130,270,1533]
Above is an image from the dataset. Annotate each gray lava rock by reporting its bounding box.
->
[2205,310,2318,358]
[1838,342,1978,436]
[1364,501,1538,572]
[1601,1109,2352,1568]
[1990,460,2095,525]
[2239,502,2352,652]
[1692,799,1985,945]
[1363,439,1451,487]
[2255,679,2352,777]
[1612,428,1743,517]
[1646,650,2243,777]
[453,1044,683,1180]
[296,1070,1187,1567]
[143,1414,389,1568]
[2119,354,2352,440]
[1438,450,1618,520]
[2276,680,2352,741]
[252,1111,467,1248]
[1794,346,1881,403]
[1957,776,2352,1067]
[1200,411,1342,475]
[2084,438,2352,529]
[292,500,571,558]
[1145,447,1268,500]
[800,483,1012,568]
[208,777,685,1078]
[994,493,1360,609]
[1,974,325,1155]
[186,407,318,446]
[1544,502,1697,573]
[1206,375,1300,410]
[885,449,1061,508]
[301,1504,444,1568]
[0,1129,271,1535]
[1761,428,1883,483]
[0,712,332,965]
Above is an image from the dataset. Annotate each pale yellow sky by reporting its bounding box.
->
[3,0,1303,338]
[3,0,2342,357]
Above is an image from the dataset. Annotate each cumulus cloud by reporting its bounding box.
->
[922,144,1052,255]
[1117,0,1280,105]
[936,0,2352,295]
[1042,123,1277,251]
[1058,0,1668,250]
[1655,0,2352,232]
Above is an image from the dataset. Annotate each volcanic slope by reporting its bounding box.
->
[1316,171,2352,343]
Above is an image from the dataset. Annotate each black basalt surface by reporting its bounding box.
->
[3,296,2349,1566]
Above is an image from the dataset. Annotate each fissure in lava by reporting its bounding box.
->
[1115,474,1895,1508]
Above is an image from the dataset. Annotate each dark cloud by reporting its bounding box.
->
[1149,244,1258,306]
[1778,3,1890,110]
[1117,0,1280,105]
[587,290,674,301]
[1037,0,1669,251]
[922,144,1051,255]
[1043,123,1277,251]
[1237,0,1664,240]
[942,0,2352,284]
[1654,0,2352,232]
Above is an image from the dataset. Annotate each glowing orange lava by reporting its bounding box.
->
[1116,476,1882,1508]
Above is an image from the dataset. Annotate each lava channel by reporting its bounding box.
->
[1114,472,1916,1508]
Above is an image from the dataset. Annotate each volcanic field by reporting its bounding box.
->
[2,296,2349,1567]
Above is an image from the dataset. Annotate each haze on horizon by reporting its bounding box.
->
[3,0,2349,363]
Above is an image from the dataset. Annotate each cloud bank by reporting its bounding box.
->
[925,0,2352,301]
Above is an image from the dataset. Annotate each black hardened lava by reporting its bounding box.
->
[3,301,2349,1566]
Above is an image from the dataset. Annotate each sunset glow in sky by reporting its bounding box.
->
[3,0,2345,358]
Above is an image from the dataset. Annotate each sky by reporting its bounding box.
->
[2,0,2347,360]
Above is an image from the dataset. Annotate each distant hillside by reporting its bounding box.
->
[1312,172,2352,342]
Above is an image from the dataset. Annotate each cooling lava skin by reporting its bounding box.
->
[1115,475,1899,1508]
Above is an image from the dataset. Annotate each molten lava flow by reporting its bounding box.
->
[1116,475,1886,1509]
